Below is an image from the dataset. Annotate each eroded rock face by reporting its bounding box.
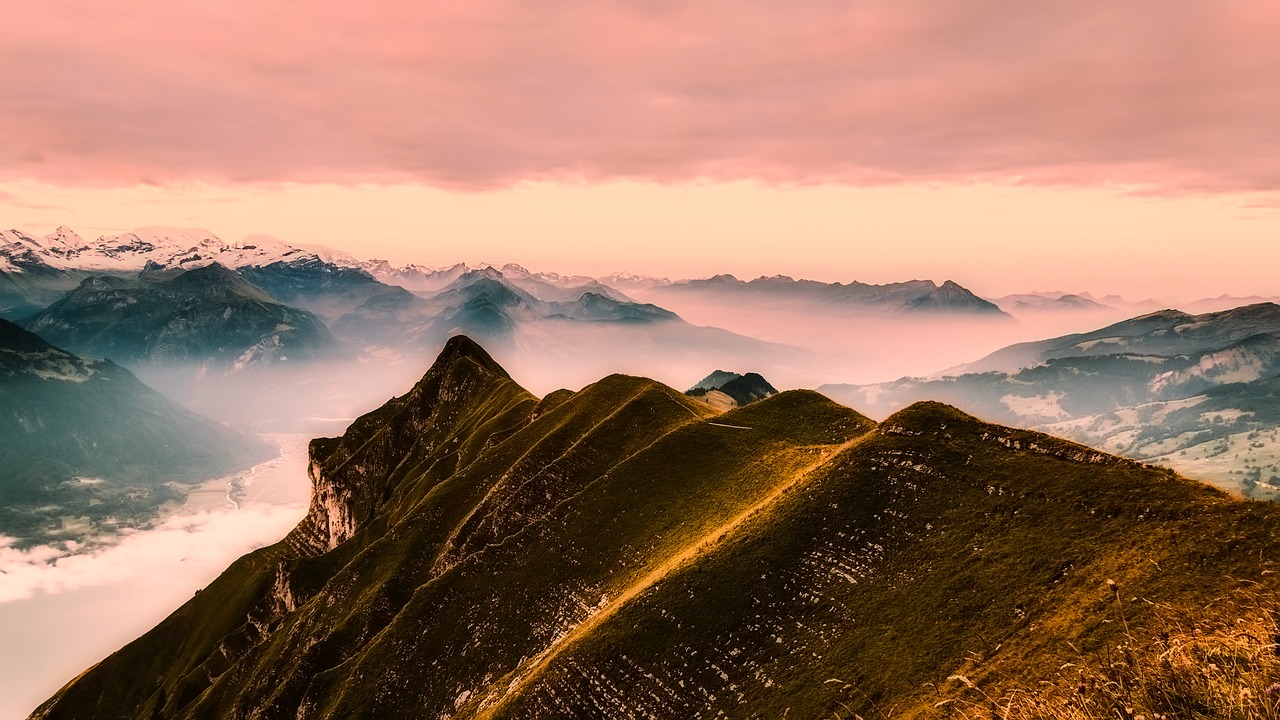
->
[291,337,534,555]
[31,336,1280,720]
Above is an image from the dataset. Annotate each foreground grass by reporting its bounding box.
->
[936,583,1280,720]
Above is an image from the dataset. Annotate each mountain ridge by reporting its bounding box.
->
[30,336,1280,720]
[821,302,1280,497]
[0,319,272,540]
[20,263,335,367]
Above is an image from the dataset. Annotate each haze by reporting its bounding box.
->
[4,1,1280,301]
[5,2,1280,716]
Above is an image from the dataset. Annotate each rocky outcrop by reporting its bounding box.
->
[289,335,538,554]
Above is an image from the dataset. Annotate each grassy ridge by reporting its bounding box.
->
[492,403,1277,719]
[30,340,1280,720]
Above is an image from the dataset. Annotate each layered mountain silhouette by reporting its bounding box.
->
[237,256,413,324]
[334,267,688,350]
[822,303,1280,497]
[20,264,335,368]
[0,226,318,318]
[0,320,271,540]
[961,302,1280,374]
[650,274,1008,316]
[988,291,1112,314]
[32,336,1280,719]
[685,369,778,410]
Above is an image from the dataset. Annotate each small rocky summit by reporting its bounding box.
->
[685,369,778,410]
[29,336,1280,720]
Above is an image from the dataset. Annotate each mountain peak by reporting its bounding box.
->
[45,225,86,248]
[882,400,977,430]
[433,334,512,380]
[0,317,56,353]
[685,369,777,408]
[160,261,262,295]
[688,370,743,392]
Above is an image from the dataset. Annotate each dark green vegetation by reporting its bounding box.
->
[20,264,334,367]
[823,303,1280,496]
[31,336,1280,720]
[686,369,778,409]
[0,320,271,542]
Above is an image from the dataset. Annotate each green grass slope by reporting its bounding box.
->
[30,341,1280,720]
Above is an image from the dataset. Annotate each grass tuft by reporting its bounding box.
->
[936,583,1280,720]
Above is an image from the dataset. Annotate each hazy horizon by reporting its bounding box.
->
[5,3,1280,714]
[4,2,1280,303]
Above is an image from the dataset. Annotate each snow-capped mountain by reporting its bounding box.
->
[352,259,635,301]
[350,260,472,292]
[598,271,674,292]
[0,225,310,273]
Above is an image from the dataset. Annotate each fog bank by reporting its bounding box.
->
[0,439,311,719]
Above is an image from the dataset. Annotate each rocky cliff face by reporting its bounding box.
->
[30,336,1280,720]
[288,336,538,554]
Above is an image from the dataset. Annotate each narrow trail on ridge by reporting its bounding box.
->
[472,430,871,719]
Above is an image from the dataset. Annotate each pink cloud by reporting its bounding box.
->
[2,1,1278,192]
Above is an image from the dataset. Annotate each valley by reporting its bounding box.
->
[6,228,1280,720]
[26,337,1280,720]
[6,7,1278,717]
[0,435,312,720]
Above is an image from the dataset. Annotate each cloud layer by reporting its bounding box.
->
[3,1,1278,192]
[0,504,305,603]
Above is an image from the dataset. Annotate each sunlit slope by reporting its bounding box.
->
[483,402,1274,718]
[32,339,1280,720]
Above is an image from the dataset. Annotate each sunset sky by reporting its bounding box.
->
[3,1,1278,300]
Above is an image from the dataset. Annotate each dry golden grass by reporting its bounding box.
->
[934,582,1280,720]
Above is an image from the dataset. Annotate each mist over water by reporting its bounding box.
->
[0,289,1175,720]
[623,288,1146,387]
[129,299,1149,436]
[0,439,311,720]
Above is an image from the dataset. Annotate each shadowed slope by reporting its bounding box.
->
[31,345,1280,720]
[0,319,271,539]
[479,403,1269,719]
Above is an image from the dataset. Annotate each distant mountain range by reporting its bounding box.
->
[21,263,335,368]
[648,273,1009,316]
[0,227,719,354]
[0,319,270,541]
[1,226,1021,324]
[821,303,1280,497]
[33,336,1280,719]
[987,291,1113,313]
[6,225,1270,325]
[0,226,311,275]
[0,226,381,321]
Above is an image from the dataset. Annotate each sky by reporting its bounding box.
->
[3,1,1279,300]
